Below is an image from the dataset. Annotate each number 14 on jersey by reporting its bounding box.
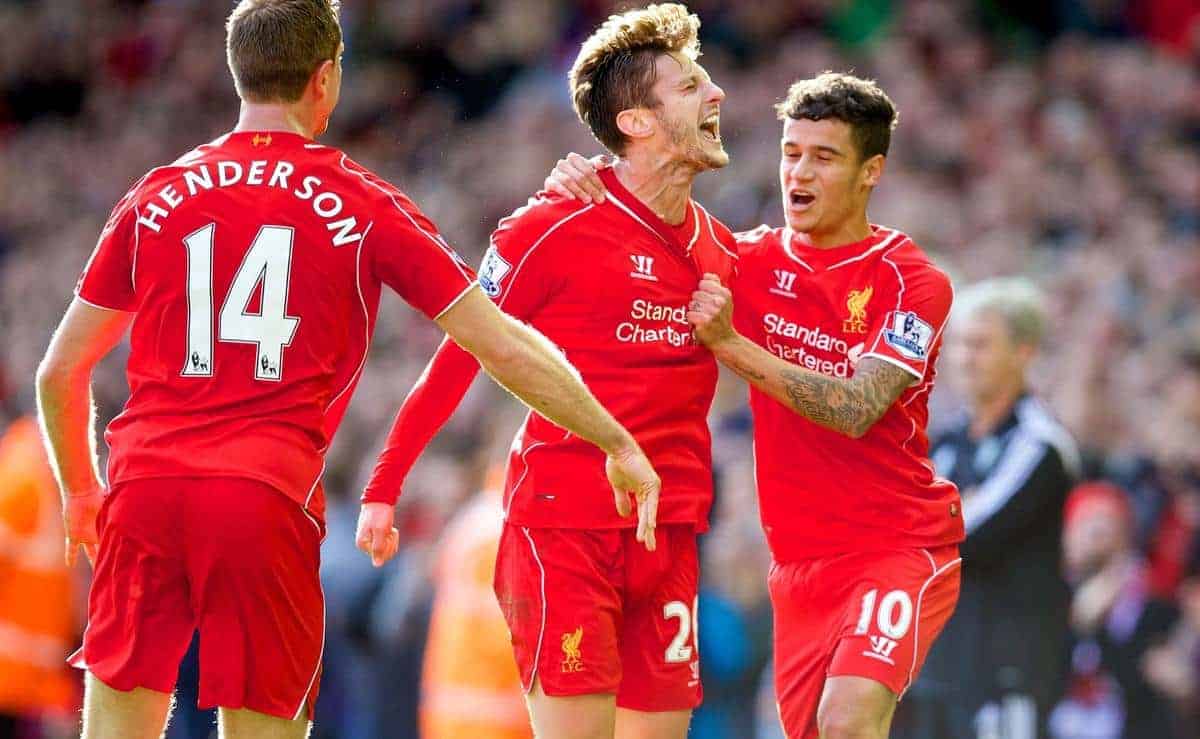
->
[181,223,300,381]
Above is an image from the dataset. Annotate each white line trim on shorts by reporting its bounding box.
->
[293,581,327,720]
[520,526,548,695]
[902,551,962,697]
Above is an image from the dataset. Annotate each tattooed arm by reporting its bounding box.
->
[687,274,914,438]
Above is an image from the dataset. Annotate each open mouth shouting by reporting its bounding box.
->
[699,111,720,143]
[789,189,816,210]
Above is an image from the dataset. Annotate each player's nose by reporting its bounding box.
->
[706,80,726,105]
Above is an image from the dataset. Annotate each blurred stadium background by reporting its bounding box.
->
[0,1,1197,738]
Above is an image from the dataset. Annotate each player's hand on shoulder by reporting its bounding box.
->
[604,441,660,551]
[355,501,400,567]
[63,486,105,567]
[687,273,736,347]
[545,152,610,204]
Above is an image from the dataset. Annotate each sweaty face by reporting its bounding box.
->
[647,52,728,171]
[948,310,1026,406]
[778,117,877,243]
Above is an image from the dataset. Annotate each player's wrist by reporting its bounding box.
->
[601,429,641,460]
[66,483,105,499]
[706,330,746,357]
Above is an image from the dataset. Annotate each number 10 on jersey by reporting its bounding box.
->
[181,223,300,381]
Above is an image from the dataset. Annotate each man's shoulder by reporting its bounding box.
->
[870,227,952,291]
[493,190,600,252]
[731,224,787,261]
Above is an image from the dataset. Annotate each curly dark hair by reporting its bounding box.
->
[775,72,898,161]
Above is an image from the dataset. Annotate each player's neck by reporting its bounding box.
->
[234,103,316,140]
[612,155,695,226]
[791,214,872,250]
[968,382,1025,439]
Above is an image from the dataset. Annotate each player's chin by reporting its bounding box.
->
[784,210,818,233]
[690,148,729,172]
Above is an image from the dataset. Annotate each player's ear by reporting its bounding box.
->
[861,154,885,188]
[310,58,336,101]
[616,108,655,144]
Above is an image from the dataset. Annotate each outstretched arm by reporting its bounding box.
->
[357,288,660,566]
[36,298,133,566]
[687,275,912,438]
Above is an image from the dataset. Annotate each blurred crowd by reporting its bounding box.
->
[0,1,1196,737]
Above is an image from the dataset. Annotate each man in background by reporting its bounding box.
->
[0,410,79,738]
[419,464,531,739]
[1049,482,1179,739]
[896,278,1080,739]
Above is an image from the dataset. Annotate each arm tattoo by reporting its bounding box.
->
[727,358,767,382]
[779,358,914,437]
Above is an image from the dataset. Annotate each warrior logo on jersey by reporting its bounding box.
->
[561,627,584,673]
[770,269,798,298]
[630,254,657,282]
[478,246,512,297]
[884,310,934,359]
[843,287,873,333]
[251,133,272,147]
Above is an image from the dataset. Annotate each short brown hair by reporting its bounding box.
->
[569,3,701,155]
[226,0,342,103]
[776,72,898,160]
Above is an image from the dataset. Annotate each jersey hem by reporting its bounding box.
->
[105,469,323,521]
[858,351,923,381]
[74,291,134,313]
[433,282,478,321]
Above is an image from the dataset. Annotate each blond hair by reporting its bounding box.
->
[569,3,701,154]
[954,277,1047,347]
[226,0,342,103]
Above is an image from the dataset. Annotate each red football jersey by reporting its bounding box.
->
[76,130,475,523]
[364,168,738,531]
[733,225,963,560]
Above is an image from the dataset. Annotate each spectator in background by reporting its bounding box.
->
[1049,482,1179,739]
[1142,556,1200,735]
[898,278,1080,739]
[0,412,80,738]
[418,464,531,739]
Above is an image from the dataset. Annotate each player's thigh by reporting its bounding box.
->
[81,671,173,739]
[76,481,195,695]
[218,707,310,739]
[525,676,615,739]
[494,525,624,698]
[614,706,692,739]
[827,546,962,698]
[616,525,702,714]
[816,675,896,739]
[769,559,848,739]
[186,478,324,721]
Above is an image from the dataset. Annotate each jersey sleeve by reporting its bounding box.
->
[476,199,572,320]
[861,261,953,381]
[361,336,481,505]
[75,187,142,312]
[366,186,477,320]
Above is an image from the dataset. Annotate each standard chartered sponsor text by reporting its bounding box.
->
[617,298,691,347]
[763,313,855,377]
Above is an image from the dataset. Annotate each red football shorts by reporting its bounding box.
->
[770,545,961,739]
[494,523,701,712]
[70,477,324,720]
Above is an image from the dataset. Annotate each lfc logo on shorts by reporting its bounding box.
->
[843,287,873,333]
[561,626,584,673]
